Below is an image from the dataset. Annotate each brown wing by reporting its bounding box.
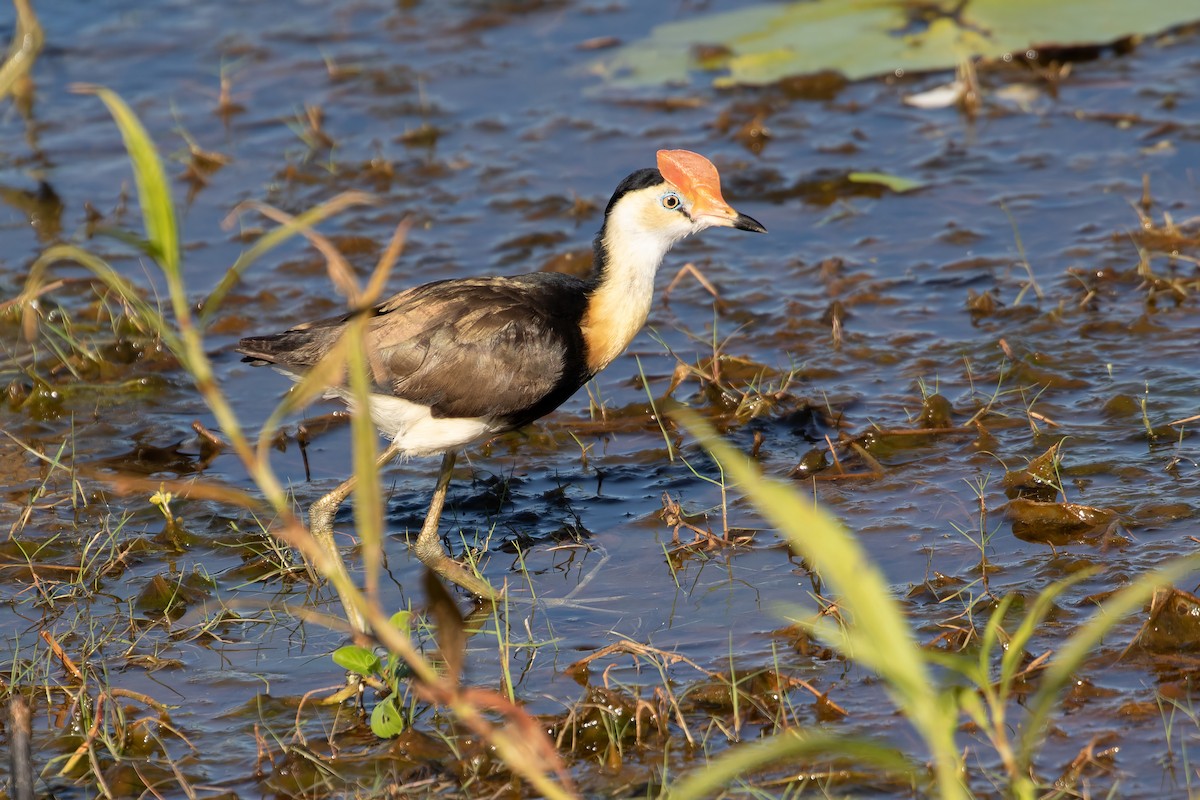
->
[368,274,590,420]
[239,273,593,422]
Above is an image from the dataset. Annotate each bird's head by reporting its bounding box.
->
[583,150,766,372]
[602,150,766,250]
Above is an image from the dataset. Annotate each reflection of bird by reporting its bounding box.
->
[237,149,765,605]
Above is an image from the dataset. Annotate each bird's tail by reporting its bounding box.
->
[236,329,322,367]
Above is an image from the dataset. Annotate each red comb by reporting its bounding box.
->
[656,149,722,196]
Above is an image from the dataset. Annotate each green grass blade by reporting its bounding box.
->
[999,568,1096,693]
[636,355,676,460]
[64,88,290,515]
[73,85,180,280]
[667,730,914,800]
[345,313,383,603]
[26,244,180,355]
[0,0,43,100]
[978,593,1015,679]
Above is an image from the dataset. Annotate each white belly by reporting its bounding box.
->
[329,387,499,457]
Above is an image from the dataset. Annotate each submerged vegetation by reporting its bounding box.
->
[3,2,1200,799]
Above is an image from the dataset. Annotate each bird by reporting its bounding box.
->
[237,149,765,615]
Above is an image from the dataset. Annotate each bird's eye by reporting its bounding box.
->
[660,192,682,210]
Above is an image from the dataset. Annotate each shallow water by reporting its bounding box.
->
[3,1,1200,797]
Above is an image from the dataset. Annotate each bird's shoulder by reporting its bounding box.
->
[375,272,588,319]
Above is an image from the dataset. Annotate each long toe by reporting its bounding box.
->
[414,538,501,602]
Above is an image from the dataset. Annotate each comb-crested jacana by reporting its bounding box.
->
[237,149,765,615]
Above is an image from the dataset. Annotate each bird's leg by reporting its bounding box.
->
[308,440,404,633]
[411,451,500,601]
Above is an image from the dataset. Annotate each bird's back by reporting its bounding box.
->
[238,271,595,435]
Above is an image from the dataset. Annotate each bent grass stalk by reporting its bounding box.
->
[20,86,575,800]
[0,0,42,101]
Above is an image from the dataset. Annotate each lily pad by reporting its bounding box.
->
[596,0,1200,87]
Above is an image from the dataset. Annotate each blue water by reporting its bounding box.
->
[3,1,1200,796]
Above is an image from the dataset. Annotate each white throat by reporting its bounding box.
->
[580,198,691,373]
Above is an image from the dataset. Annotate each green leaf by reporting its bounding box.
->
[370,695,406,738]
[848,172,926,193]
[390,610,412,634]
[331,645,381,677]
